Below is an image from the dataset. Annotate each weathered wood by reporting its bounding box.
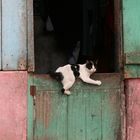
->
[31,73,121,91]
[28,73,122,140]
[68,92,86,140]
[126,79,140,140]
[86,91,102,140]
[125,52,140,65]
[0,0,1,70]
[114,0,123,72]
[123,0,140,78]
[124,65,140,78]
[28,74,68,140]
[2,0,27,70]
[123,0,140,54]
[102,89,121,140]
[28,75,34,140]
[27,0,34,72]
[0,71,27,140]
[34,91,67,140]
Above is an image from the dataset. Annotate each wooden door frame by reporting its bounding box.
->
[27,0,126,139]
[114,0,123,73]
[27,0,35,72]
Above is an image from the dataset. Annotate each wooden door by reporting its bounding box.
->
[27,0,124,139]
[28,74,123,140]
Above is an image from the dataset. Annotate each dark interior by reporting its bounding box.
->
[34,0,117,73]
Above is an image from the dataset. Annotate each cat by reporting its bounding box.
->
[50,60,102,95]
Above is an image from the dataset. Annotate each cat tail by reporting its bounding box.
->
[49,71,64,81]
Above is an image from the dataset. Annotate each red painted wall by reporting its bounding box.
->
[0,72,27,140]
[126,79,140,140]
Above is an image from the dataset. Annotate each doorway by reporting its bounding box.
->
[28,0,123,140]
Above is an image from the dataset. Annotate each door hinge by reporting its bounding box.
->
[30,85,36,97]
[30,86,36,135]
[30,85,36,106]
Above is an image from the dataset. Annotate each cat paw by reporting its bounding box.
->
[96,80,102,86]
[64,90,71,95]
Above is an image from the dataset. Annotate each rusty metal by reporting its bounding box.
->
[30,85,36,97]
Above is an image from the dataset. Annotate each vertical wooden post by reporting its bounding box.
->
[125,79,140,140]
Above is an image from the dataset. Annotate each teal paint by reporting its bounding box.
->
[123,0,140,54]
[28,74,122,140]
[28,75,34,140]
[123,0,140,78]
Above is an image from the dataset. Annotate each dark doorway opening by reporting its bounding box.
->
[33,0,121,73]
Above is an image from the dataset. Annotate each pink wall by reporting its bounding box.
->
[0,72,27,140]
[126,79,140,140]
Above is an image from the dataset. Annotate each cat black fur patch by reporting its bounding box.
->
[86,61,93,70]
[71,64,80,78]
[61,88,65,93]
[49,72,64,81]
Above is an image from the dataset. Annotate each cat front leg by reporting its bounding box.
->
[81,77,102,86]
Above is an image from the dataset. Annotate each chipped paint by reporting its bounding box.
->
[2,0,27,70]
[27,0,34,72]
[0,0,1,70]
[123,0,140,78]
[125,79,140,140]
[28,73,122,140]
[0,0,34,71]
[18,57,27,70]
[0,71,27,140]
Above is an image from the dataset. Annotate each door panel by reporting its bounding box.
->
[102,89,121,140]
[34,91,67,140]
[68,90,102,140]
[123,0,140,78]
[2,0,27,70]
[67,92,87,140]
[28,74,122,140]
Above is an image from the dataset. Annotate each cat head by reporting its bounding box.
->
[85,60,98,73]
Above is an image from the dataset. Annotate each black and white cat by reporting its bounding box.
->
[50,60,102,95]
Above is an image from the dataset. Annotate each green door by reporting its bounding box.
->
[123,0,140,78]
[28,73,123,140]
[27,0,124,139]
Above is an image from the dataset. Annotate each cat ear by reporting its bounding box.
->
[86,60,89,64]
[94,59,98,65]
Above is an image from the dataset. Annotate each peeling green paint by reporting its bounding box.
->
[28,74,122,140]
[123,0,140,78]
